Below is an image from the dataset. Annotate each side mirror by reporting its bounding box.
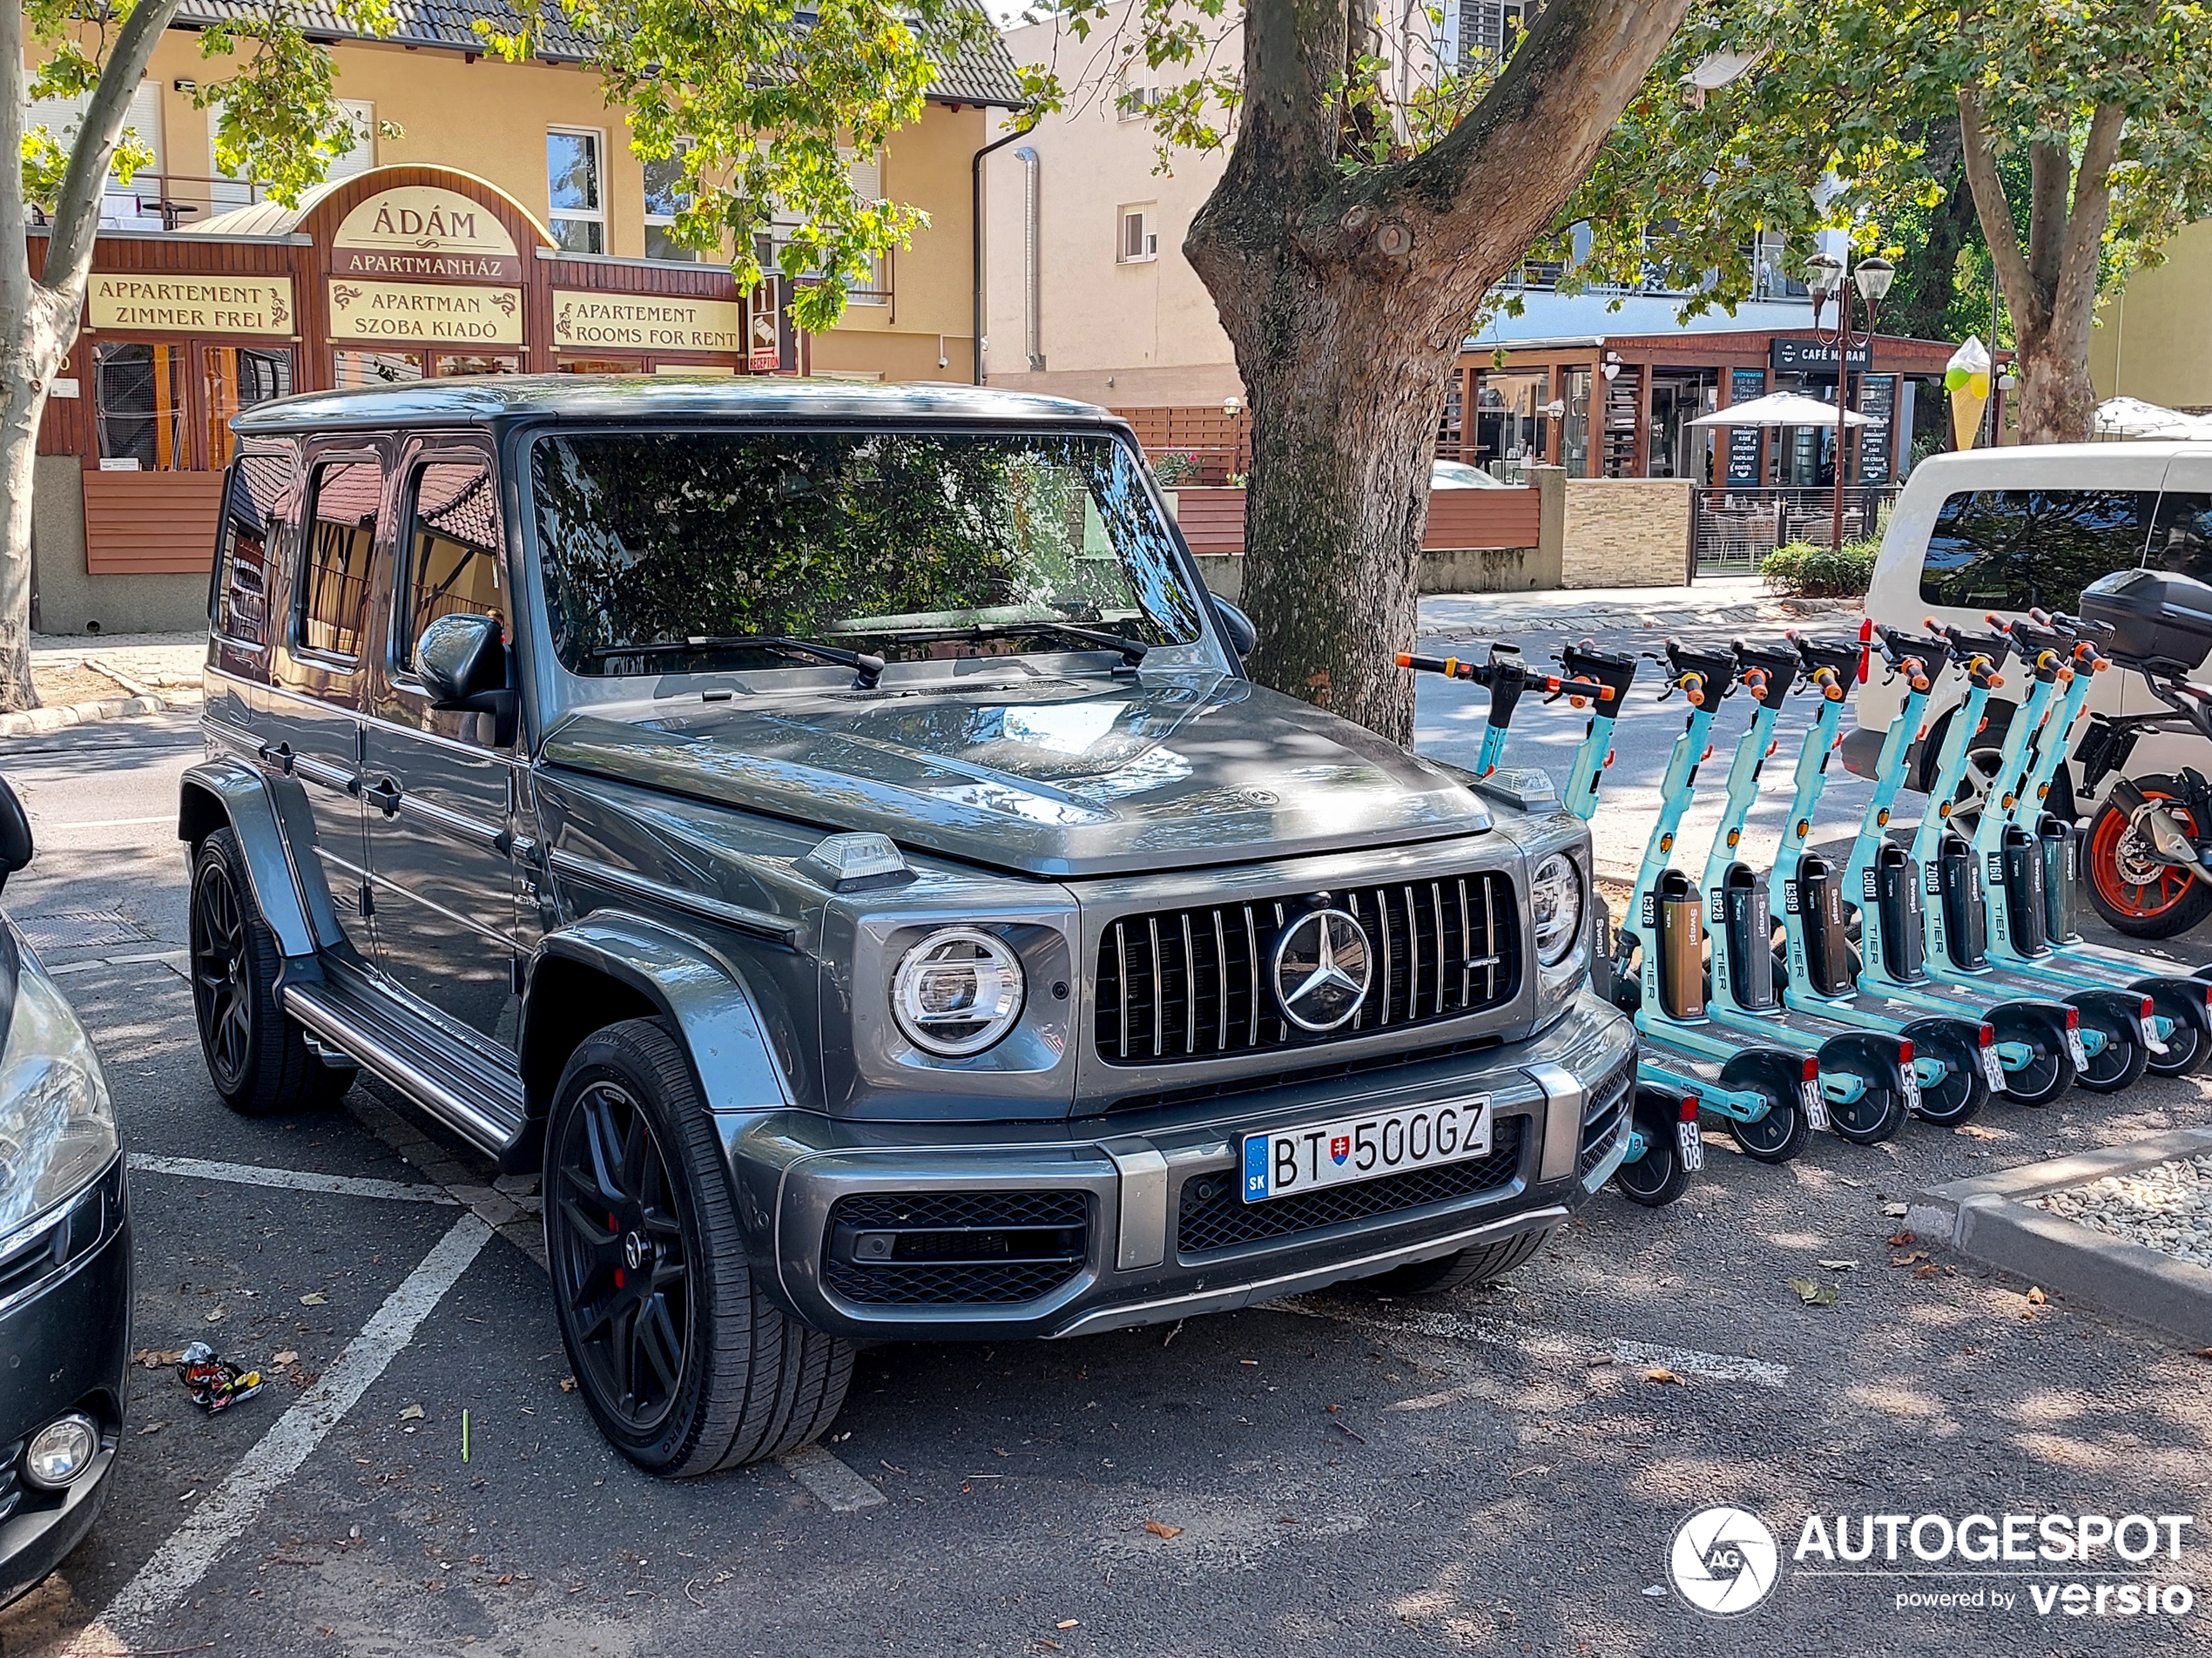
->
[1212,596,1257,657]
[0,777,30,892]
[416,612,517,745]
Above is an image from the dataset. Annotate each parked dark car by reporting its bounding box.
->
[179,378,1633,1476]
[0,778,132,1609]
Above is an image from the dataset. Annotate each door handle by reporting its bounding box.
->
[364,777,403,817]
[257,740,294,775]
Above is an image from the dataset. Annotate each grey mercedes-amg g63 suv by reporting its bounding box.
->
[179,377,1633,1474]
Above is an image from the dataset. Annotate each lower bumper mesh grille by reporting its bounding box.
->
[1175,1116,1526,1257]
[1576,1068,1634,1181]
[822,1190,1089,1307]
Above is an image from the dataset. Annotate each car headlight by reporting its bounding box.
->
[891,928,1026,1057]
[1531,853,1585,969]
[0,943,118,1237]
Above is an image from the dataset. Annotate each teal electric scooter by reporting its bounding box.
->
[1687,638,1918,1143]
[1843,625,2080,1105]
[1746,632,1993,1125]
[1398,641,1702,1206]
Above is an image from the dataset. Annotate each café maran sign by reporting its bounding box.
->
[330,185,523,284]
[1771,335,1872,374]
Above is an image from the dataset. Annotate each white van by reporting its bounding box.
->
[1851,441,2212,933]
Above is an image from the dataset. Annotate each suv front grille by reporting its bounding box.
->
[1096,873,1519,1066]
[1176,1115,1525,1257]
[1576,1068,1634,1181]
[822,1190,1089,1307]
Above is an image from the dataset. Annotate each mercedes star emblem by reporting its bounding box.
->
[1271,907,1373,1032]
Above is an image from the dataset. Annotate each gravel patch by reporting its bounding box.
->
[2030,1154,2212,1270]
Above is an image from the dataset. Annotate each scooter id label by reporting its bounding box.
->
[1800,1077,1831,1131]
[2066,1026,2090,1069]
[1677,1119,1705,1172]
[1980,1046,2007,1091]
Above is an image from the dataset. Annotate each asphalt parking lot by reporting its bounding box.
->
[6,662,2212,1658]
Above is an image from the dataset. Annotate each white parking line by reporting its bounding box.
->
[67,1213,494,1652]
[37,815,179,830]
[1278,1296,1790,1388]
[125,1151,460,1205]
[779,1443,887,1512]
[48,951,188,977]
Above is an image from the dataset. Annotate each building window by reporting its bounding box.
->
[844,149,888,304]
[1453,1,1535,65]
[436,355,521,377]
[204,347,293,469]
[548,127,606,254]
[93,341,186,470]
[1116,66,1158,120]
[334,350,424,388]
[297,460,384,662]
[1118,205,1158,264]
[643,147,696,262]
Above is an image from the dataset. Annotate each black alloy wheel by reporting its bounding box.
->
[191,854,253,1094]
[548,1079,695,1438]
[1718,1052,1811,1164]
[1906,1028,1986,1128]
[1613,1094,1691,1208]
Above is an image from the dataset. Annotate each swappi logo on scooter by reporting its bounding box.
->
[1663,1506,2201,1619]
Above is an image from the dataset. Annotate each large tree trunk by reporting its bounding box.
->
[1186,0,1687,744]
[1958,91,2121,447]
[0,294,75,711]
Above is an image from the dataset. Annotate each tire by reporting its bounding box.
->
[544,1017,852,1476]
[1998,1028,2074,1105]
[1828,1082,1907,1145]
[1905,1027,1986,1128]
[189,829,353,1116]
[1613,1095,1691,1208]
[2143,986,2211,1078]
[1946,702,2014,834]
[1718,1051,1811,1164]
[2072,1001,2149,1095]
[1362,1227,1551,1296]
[2085,776,2212,940]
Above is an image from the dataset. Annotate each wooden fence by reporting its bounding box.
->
[1169,483,1541,556]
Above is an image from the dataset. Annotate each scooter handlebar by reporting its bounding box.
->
[1731,637,1803,711]
[1393,650,1615,703]
[1557,638,1638,709]
[1930,617,2013,666]
[1785,631,1865,695]
[1653,638,1739,705]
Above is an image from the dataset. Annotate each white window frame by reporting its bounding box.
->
[547,125,608,254]
[1117,204,1158,265]
[1115,67,1158,120]
[842,146,889,305]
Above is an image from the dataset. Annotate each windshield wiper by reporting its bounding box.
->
[586,635,886,689]
[863,619,1150,665]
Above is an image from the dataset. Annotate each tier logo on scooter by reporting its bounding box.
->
[1271,907,1372,1031]
[1669,1506,1781,1615]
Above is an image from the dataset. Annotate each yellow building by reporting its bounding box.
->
[2090,220,2212,413]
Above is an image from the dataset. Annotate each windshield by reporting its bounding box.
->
[531,428,1211,677]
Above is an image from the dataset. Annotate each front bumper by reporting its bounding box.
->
[0,1157,132,1611]
[721,992,1635,1341]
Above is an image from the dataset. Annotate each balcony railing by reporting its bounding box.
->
[30,171,278,233]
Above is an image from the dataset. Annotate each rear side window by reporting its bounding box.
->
[212,453,293,648]
[1918,489,2154,615]
[2146,492,2212,584]
[394,460,503,673]
[296,460,385,662]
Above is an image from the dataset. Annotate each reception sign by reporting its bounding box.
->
[327,279,523,343]
[551,290,745,354]
[331,185,524,283]
[88,273,293,334]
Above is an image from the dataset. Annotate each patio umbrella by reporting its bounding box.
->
[2092,396,2212,441]
[1688,390,1871,428]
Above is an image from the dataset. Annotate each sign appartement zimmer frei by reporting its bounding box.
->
[552,290,745,354]
[88,274,293,334]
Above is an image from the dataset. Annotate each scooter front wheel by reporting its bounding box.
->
[1829,1084,1906,1145]
[1905,1028,1986,1127]
[1614,1092,1692,1208]
[1717,1053,1811,1164]
[1997,1027,2074,1106]
[2142,985,2210,1079]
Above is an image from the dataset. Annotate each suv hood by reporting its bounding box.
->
[539,671,1488,878]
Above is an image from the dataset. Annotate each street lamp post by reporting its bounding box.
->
[1804,252,1894,550]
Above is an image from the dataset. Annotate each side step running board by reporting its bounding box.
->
[284,978,529,1164]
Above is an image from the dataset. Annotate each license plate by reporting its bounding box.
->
[1980,1047,2006,1091]
[1677,1120,1704,1172]
[1802,1078,1831,1133]
[1242,1095,1491,1203]
[1899,1068,1922,1115]
[2066,1028,2089,1070]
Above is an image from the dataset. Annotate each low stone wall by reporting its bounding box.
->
[1561,477,1695,589]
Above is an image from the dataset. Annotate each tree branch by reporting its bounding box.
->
[2052,100,2126,336]
[1957,86,2043,337]
[2026,138,2068,299]
[44,0,185,291]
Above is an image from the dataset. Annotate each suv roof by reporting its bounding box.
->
[232,374,1120,436]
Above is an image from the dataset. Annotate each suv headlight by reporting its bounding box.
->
[0,944,118,1236]
[891,927,1026,1056]
[1531,853,1585,969]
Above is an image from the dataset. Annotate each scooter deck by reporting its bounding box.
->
[1704,997,1906,1055]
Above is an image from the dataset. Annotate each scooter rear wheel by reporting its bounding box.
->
[1828,1084,1907,1145]
[1905,1028,1986,1127]
[1717,1053,1810,1164]
[1997,1024,2074,1106]
[2074,1005,2149,1095]
[1613,1095,1691,1208]
[2142,986,2210,1078]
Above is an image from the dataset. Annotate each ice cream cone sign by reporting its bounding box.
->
[1946,335,1993,449]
